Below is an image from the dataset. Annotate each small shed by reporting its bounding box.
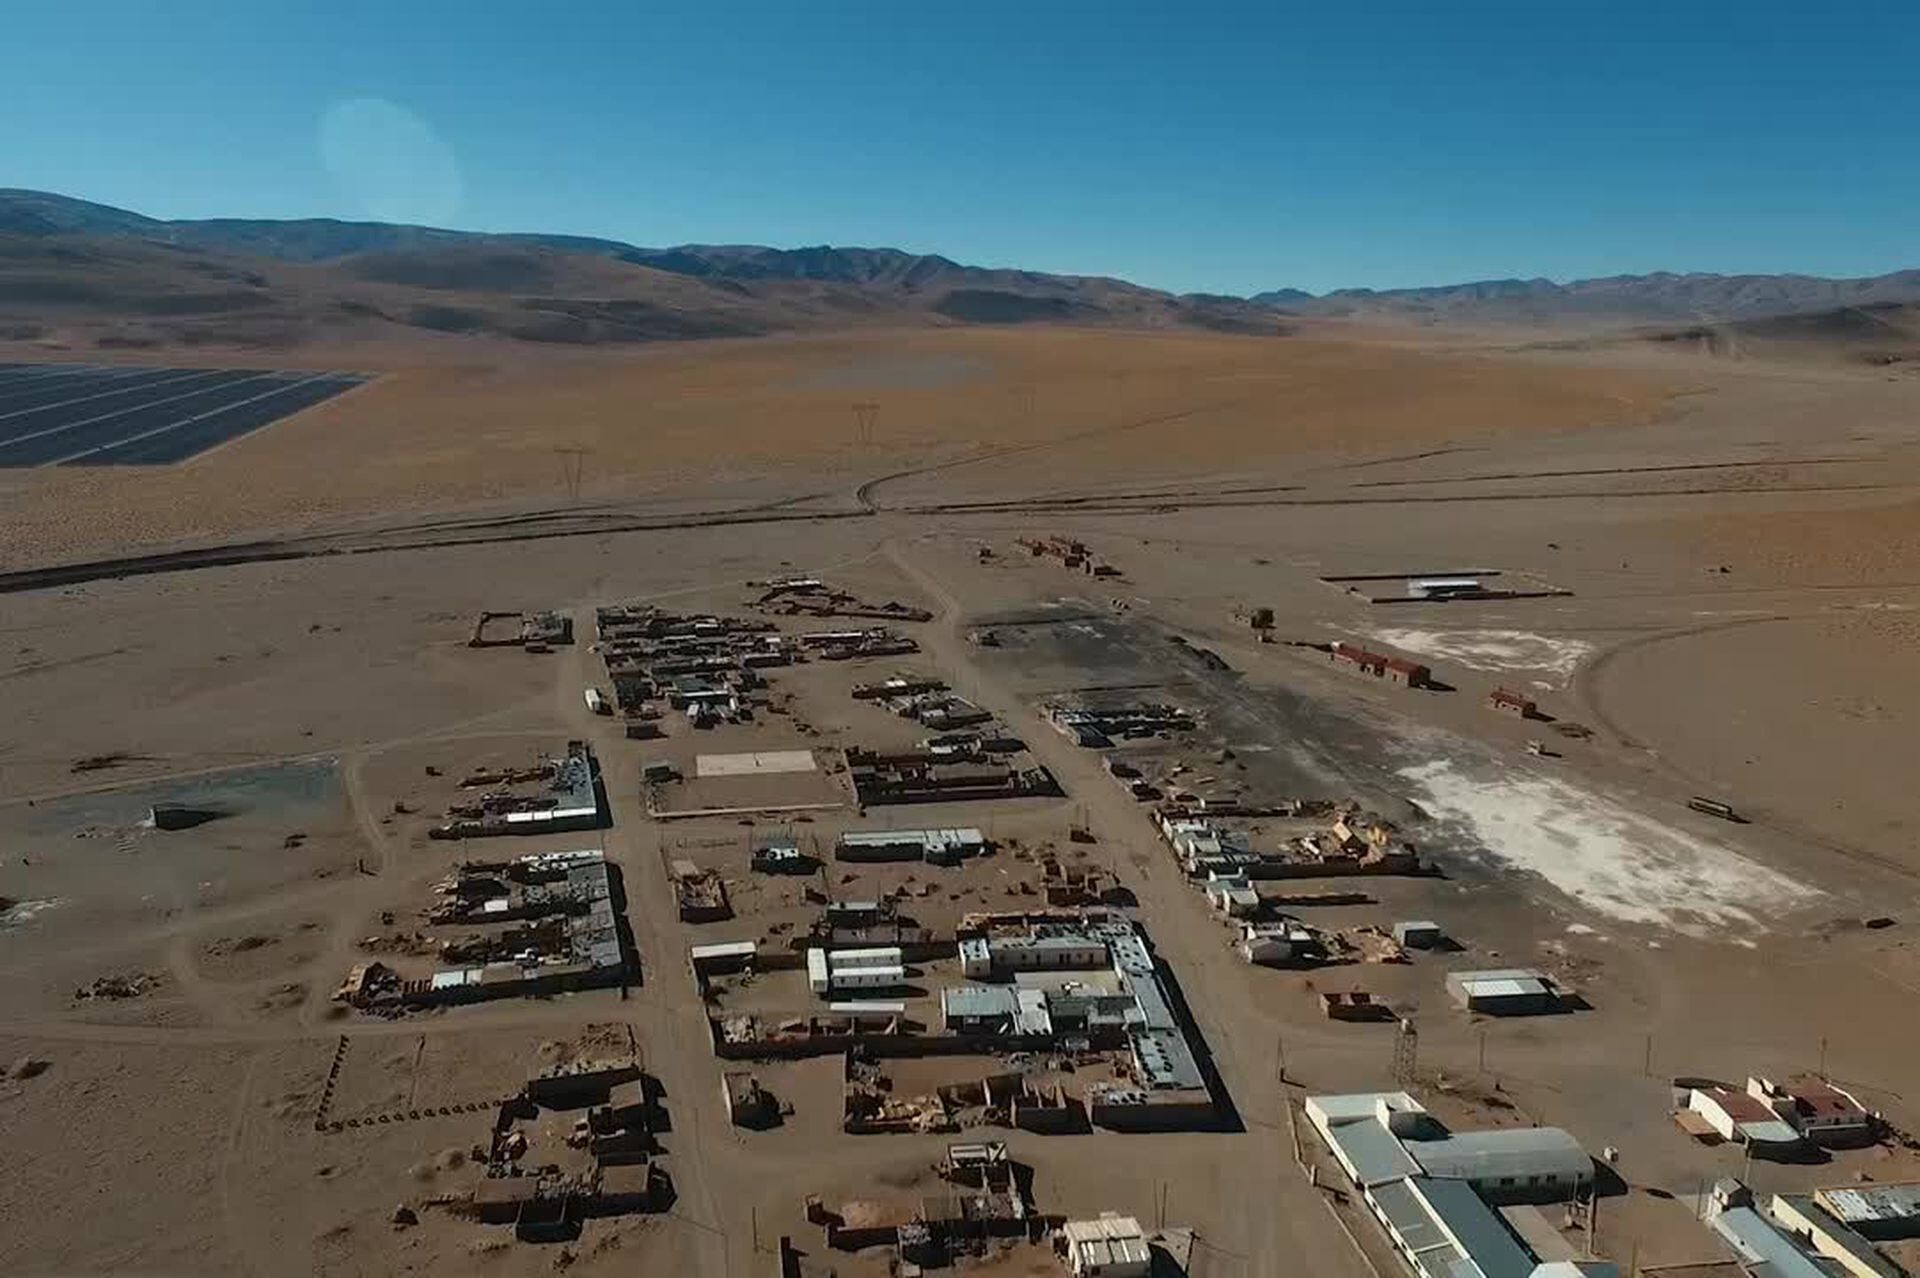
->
[1488,687,1538,718]
[1060,1214,1151,1278]
[723,1071,777,1128]
[1446,968,1559,1015]
[1392,920,1444,949]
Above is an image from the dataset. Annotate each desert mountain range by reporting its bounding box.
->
[3,188,1918,353]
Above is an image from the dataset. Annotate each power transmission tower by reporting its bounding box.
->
[1392,1017,1419,1085]
[851,402,879,446]
[554,447,588,500]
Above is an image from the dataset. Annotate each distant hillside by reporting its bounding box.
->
[1249,269,1920,326]
[0,189,1279,350]
[1618,301,1920,366]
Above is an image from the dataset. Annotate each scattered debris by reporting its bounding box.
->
[75,972,163,1000]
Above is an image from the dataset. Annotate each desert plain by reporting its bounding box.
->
[4,316,1920,1278]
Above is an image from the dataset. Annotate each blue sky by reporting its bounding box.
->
[5,2,1917,295]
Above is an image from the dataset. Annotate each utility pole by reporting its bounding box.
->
[554,446,587,500]
[1643,1032,1654,1078]
[1392,1018,1419,1085]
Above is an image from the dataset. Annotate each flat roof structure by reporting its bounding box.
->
[828,1000,907,1015]
[1371,1176,1539,1278]
[1448,969,1561,1014]
[1372,1178,1454,1257]
[1711,1204,1833,1278]
[838,828,986,854]
[1818,1183,1920,1229]
[1451,970,1556,999]
[1061,1214,1152,1277]
[1772,1194,1901,1278]
[1417,1177,1538,1278]
[689,941,757,963]
[695,750,818,777]
[1307,1091,1426,1131]
[941,985,1020,1020]
[1326,1117,1425,1188]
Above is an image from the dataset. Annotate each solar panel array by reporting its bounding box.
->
[0,362,367,466]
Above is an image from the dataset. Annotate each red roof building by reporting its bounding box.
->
[1329,643,1430,689]
[1488,687,1537,717]
[1751,1075,1872,1143]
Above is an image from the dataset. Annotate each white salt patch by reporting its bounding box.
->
[1399,759,1808,934]
[1371,628,1595,685]
[0,898,63,930]
[1565,923,1599,936]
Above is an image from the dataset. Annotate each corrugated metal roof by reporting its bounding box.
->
[1371,1177,1455,1257]
[1408,1127,1592,1185]
[1063,1215,1151,1271]
[1773,1195,1899,1278]
[1819,1181,1920,1225]
[1450,969,1555,1000]
[1711,1205,1831,1277]
[1328,1118,1424,1187]
[1413,1177,1536,1278]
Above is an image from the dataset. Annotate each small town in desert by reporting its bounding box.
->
[7,13,1920,1278]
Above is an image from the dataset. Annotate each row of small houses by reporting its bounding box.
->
[1327,641,1544,718]
[1678,1075,1878,1153]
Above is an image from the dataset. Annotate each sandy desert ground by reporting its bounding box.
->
[3,323,1920,1277]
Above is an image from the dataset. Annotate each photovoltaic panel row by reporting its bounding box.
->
[0,368,250,432]
[0,364,368,467]
[67,375,366,465]
[0,365,176,411]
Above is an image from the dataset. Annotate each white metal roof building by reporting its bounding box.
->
[959,936,993,977]
[1447,969,1561,1015]
[1061,1214,1151,1278]
[941,984,1019,1029]
[1372,1175,1539,1278]
[1325,1118,1426,1188]
[689,940,757,965]
[1307,1090,1426,1133]
[1407,1128,1595,1196]
[1308,1093,1614,1278]
[835,827,986,862]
